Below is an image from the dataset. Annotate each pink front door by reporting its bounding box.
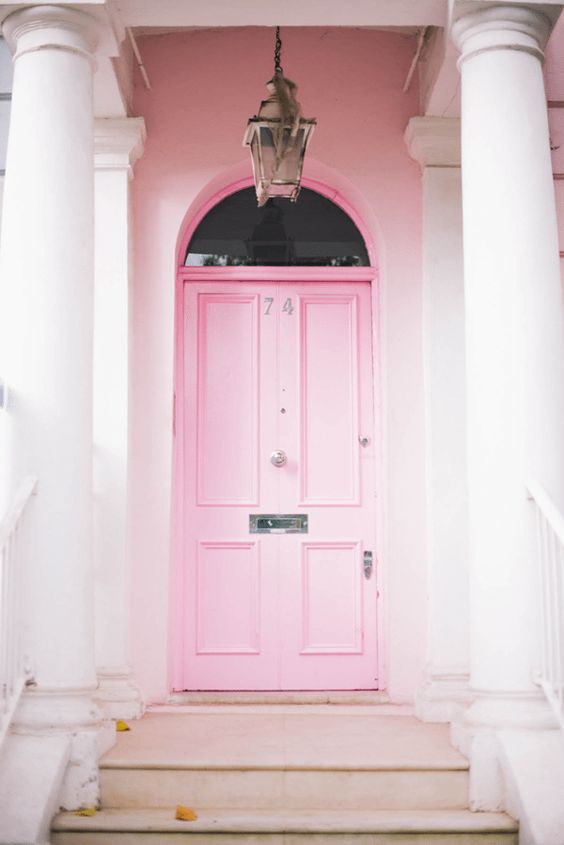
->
[181,280,378,690]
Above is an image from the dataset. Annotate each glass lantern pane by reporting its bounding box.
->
[249,134,265,185]
[255,129,277,182]
[259,126,276,149]
[272,128,303,184]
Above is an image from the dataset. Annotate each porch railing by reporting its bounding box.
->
[528,481,564,730]
[0,476,37,745]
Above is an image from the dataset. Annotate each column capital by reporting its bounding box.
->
[2,5,100,63]
[405,117,461,168]
[95,117,146,175]
[452,4,552,65]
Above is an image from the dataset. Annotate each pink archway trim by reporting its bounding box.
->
[175,158,381,270]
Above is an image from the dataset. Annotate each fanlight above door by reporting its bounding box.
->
[184,187,370,268]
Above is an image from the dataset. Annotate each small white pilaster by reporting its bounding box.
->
[452,3,564,809]
[0,5,101,808]
[405,117,471,722]
[93,117,146,720]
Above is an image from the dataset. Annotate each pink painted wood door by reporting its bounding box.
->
[182,280,378,690]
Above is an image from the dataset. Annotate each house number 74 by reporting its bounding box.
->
[263,297,294,315]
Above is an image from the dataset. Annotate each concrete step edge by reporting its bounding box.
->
[100,761,469,772]
[52,808,518,835]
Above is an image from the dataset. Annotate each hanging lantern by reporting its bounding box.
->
[244,27,316,206]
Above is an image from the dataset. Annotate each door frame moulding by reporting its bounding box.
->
[170,175,386,694]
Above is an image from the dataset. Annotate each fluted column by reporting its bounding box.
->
[452,2,564,807]
[93,117,145,719]
[0,5,100,808]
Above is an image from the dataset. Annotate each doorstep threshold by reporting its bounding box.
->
[163,690,392,706]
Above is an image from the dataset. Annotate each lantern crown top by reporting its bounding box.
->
[263,74,302,133]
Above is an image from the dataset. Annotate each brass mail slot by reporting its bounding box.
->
[249,514,308,534]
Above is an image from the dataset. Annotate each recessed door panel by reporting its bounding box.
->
[301,542,362,654]
[197,293,259,505]
[196,542,260,654]
[299,295,360,505]
[182,280,377,691]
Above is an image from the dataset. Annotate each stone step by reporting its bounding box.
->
[100,765,469,811]
[51,808,518,844]
[99,709,470,811]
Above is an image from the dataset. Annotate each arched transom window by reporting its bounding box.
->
[185,187,370,267]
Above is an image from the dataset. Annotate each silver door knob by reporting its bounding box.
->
[270,450,287,467]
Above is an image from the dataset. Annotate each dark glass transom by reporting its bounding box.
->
[185,187,370,267]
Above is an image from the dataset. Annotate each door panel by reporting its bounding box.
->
[196,541,260,654]
[196,292,260,505]
[298,294,359,504]
[300,542,362,654]
[182,280,377,690]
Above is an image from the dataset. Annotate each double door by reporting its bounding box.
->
[181,280,378,690]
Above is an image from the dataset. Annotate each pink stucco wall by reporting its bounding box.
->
[130,26,426,702]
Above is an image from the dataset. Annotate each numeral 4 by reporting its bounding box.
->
[282,297,294,315]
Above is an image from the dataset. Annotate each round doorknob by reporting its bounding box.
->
[270,449,287,467]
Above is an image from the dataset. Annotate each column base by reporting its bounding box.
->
[94,667,144,720]
[450,690,557,811]
[11,686,102,809]
[415,670,473,722]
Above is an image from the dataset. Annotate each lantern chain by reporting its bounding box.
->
[274,25,283,76]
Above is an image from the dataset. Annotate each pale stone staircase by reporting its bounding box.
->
[51,705,517,844]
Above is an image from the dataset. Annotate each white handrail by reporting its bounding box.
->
[527,482,564,730]
[0,476,38,746]
[528,481,564,549]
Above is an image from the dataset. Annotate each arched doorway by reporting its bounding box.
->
[173,184,381,691]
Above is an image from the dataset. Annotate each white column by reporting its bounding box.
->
[405,117,471,722]
[93,117,145,719]
[0,6,100,808]
[452,3,564,806]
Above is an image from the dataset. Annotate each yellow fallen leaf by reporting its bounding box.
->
[74,808,97,817]
[175,805,198,821]
[116,720,130,732]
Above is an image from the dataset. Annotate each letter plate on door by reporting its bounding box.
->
[250,514,308,534]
